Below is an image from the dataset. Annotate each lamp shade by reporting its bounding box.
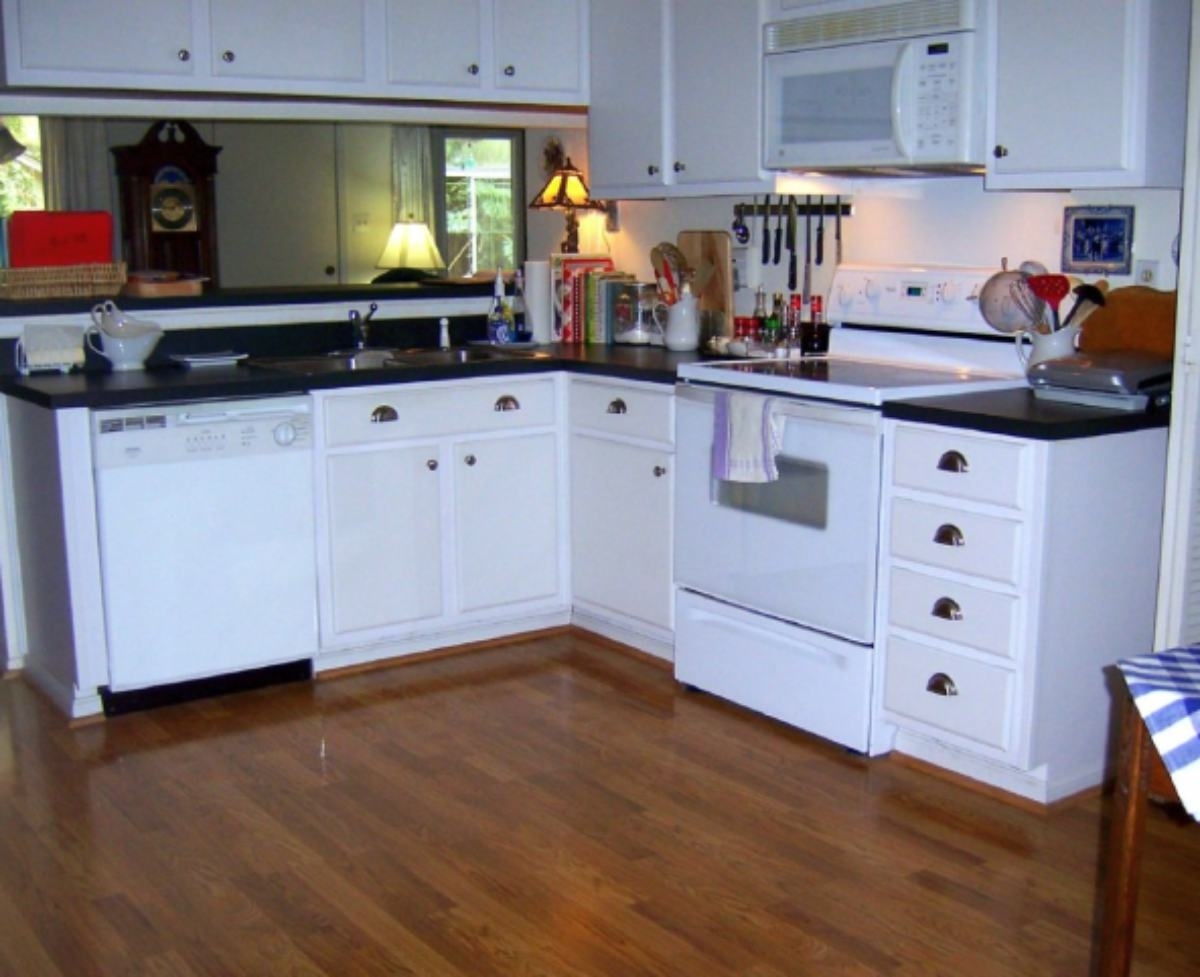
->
[528,156,601,211]
[376,219,446,272]
[0,124,26,165]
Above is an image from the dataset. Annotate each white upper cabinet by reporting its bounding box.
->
[1,0,587,106]
[208,0,367,86]
[4,0,197,82]
[986,0,1190,189]
[588,0,766,199]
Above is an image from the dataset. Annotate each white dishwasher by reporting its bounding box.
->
[92,396,318,699]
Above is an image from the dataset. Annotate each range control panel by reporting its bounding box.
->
[829,263,998,335]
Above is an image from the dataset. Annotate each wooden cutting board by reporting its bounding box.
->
[677,229,734,338]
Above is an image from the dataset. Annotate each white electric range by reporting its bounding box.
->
[673,264,1025,756]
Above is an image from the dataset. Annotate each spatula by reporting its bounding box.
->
[1025,274,1071,331]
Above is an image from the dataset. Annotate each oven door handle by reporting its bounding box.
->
[676,382,880,430]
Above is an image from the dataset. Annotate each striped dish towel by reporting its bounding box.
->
[1117,646,1200,820]
[711,391,784,483]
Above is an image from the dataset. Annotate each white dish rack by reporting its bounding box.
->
[14,324,86,375]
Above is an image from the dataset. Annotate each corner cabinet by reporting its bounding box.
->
[986,0,1190,189]
[313,376,569,671]
[878,419,1168,803]
[588,0,767,198]
[1,0,587,106]
[568,377,675,659]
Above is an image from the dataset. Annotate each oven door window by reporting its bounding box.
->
[714,455,828,529]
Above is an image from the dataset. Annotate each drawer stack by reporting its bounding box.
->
[881,423,1031,760]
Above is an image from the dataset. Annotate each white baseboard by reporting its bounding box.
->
[571,607,674,662]
[24,659,104,719]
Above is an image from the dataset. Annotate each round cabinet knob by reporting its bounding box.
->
[864,279,882,301]
[673,161,686,173]
[464,454,477,467]
[324,265,336,277]
[993,144,1009,159]
[222,50,236,63]
[177,49,191,62]
[426,459,438,471]
[647,164,660,177]
[467,63,480,75]
[272,422,297,447]
[653,465,667,478]
[503,65,515,77]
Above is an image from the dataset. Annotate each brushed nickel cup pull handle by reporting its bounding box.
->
[370,405,398,423]
[426,459,438,471]
[926,672,959,696]
[933,523,965,547]
[653,465,667,477]
[606,398,627,415]
[177,49,191,62]
[222,50,235,63]
[936,449,969,474]
[494,394,521,412]
[931,596,963,621]
[464,454,477,466]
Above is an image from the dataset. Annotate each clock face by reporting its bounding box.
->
[150,183,197,233]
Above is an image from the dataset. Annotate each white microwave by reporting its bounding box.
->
[762,0,986,173]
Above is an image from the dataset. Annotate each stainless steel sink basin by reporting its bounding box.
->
[249,345,550,376]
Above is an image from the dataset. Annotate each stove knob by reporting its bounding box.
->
[273,421,298,447]
[836,283,855,307]
[864,279,882,301]
[939,281,960,303]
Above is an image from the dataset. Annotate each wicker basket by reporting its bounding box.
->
[0,262,128,300]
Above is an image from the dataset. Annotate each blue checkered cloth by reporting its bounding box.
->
[1118,646,1200,820]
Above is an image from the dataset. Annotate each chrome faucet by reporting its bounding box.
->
[349,302,379,350]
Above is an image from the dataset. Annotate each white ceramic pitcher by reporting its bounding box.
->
[664,283,700,352]
[1016,322,1080,369]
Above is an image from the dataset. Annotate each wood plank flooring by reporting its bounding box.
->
[1,631,1197,976]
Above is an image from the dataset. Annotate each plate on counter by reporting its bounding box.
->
[169,351,248,368]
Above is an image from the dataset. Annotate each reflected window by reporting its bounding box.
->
[431,128,525,278]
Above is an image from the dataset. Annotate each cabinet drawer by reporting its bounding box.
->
[883,636,1015,751]
[890,498,1022,586]
[888,567,1017,661]
[569,378,673,443]
[324,378,556,446]
[892,425,1027,509]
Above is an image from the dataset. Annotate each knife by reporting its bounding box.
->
[815,195,825,266]
[802,195,812,305]
[835,195,843,265]
[761,194,771,266]
[773,196,783,265]
[787,195,797,291]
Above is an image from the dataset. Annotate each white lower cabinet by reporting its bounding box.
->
[568,377,675,657]
[879,419,1168,803]
[314,376,568,667]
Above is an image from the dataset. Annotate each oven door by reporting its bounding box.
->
[674,383,882,643]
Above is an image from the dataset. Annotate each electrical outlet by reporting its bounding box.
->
[1135,259,1159,286]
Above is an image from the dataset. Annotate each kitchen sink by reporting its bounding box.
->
[249,345,550,376]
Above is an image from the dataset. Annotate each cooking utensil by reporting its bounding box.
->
[1008,277,1048,333]
[787,195,797,292]
[834,195,843,264]
[1026,274,1071,331]
[979,261,1034,334]
[1061,282,1108,328]
[773,196,783,265]
[761,195,772,266]
[815,195,825,266]
[804,197,815,296]
[731,201,751,245]
[650,242,687,306]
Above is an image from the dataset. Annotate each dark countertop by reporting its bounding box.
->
[884,387,1170,440]
[0,344,702,410]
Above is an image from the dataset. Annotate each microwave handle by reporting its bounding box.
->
[891,40,916,161]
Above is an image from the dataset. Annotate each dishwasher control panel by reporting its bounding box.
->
[92,396,312,468]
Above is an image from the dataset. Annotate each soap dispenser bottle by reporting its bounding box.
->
[486,269,511,344]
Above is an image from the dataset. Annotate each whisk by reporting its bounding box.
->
[1008,277,1049,333]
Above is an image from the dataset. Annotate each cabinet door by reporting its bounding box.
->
[325,445,444,635]
[209,0,366,83]
[385,0,484,90]
[587,0,668,196]
[571,435,673,631]
[493,0,585,98]
[9,0,195,79]
[454,433,560,613]
[670,0,764,187]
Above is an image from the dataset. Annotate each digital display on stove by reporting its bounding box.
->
[904,284,926,298]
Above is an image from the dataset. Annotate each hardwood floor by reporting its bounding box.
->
[2,631,1197,976]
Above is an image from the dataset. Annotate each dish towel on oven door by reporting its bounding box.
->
[711,391,784,482]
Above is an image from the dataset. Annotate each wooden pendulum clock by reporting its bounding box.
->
[112,120,222,286]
